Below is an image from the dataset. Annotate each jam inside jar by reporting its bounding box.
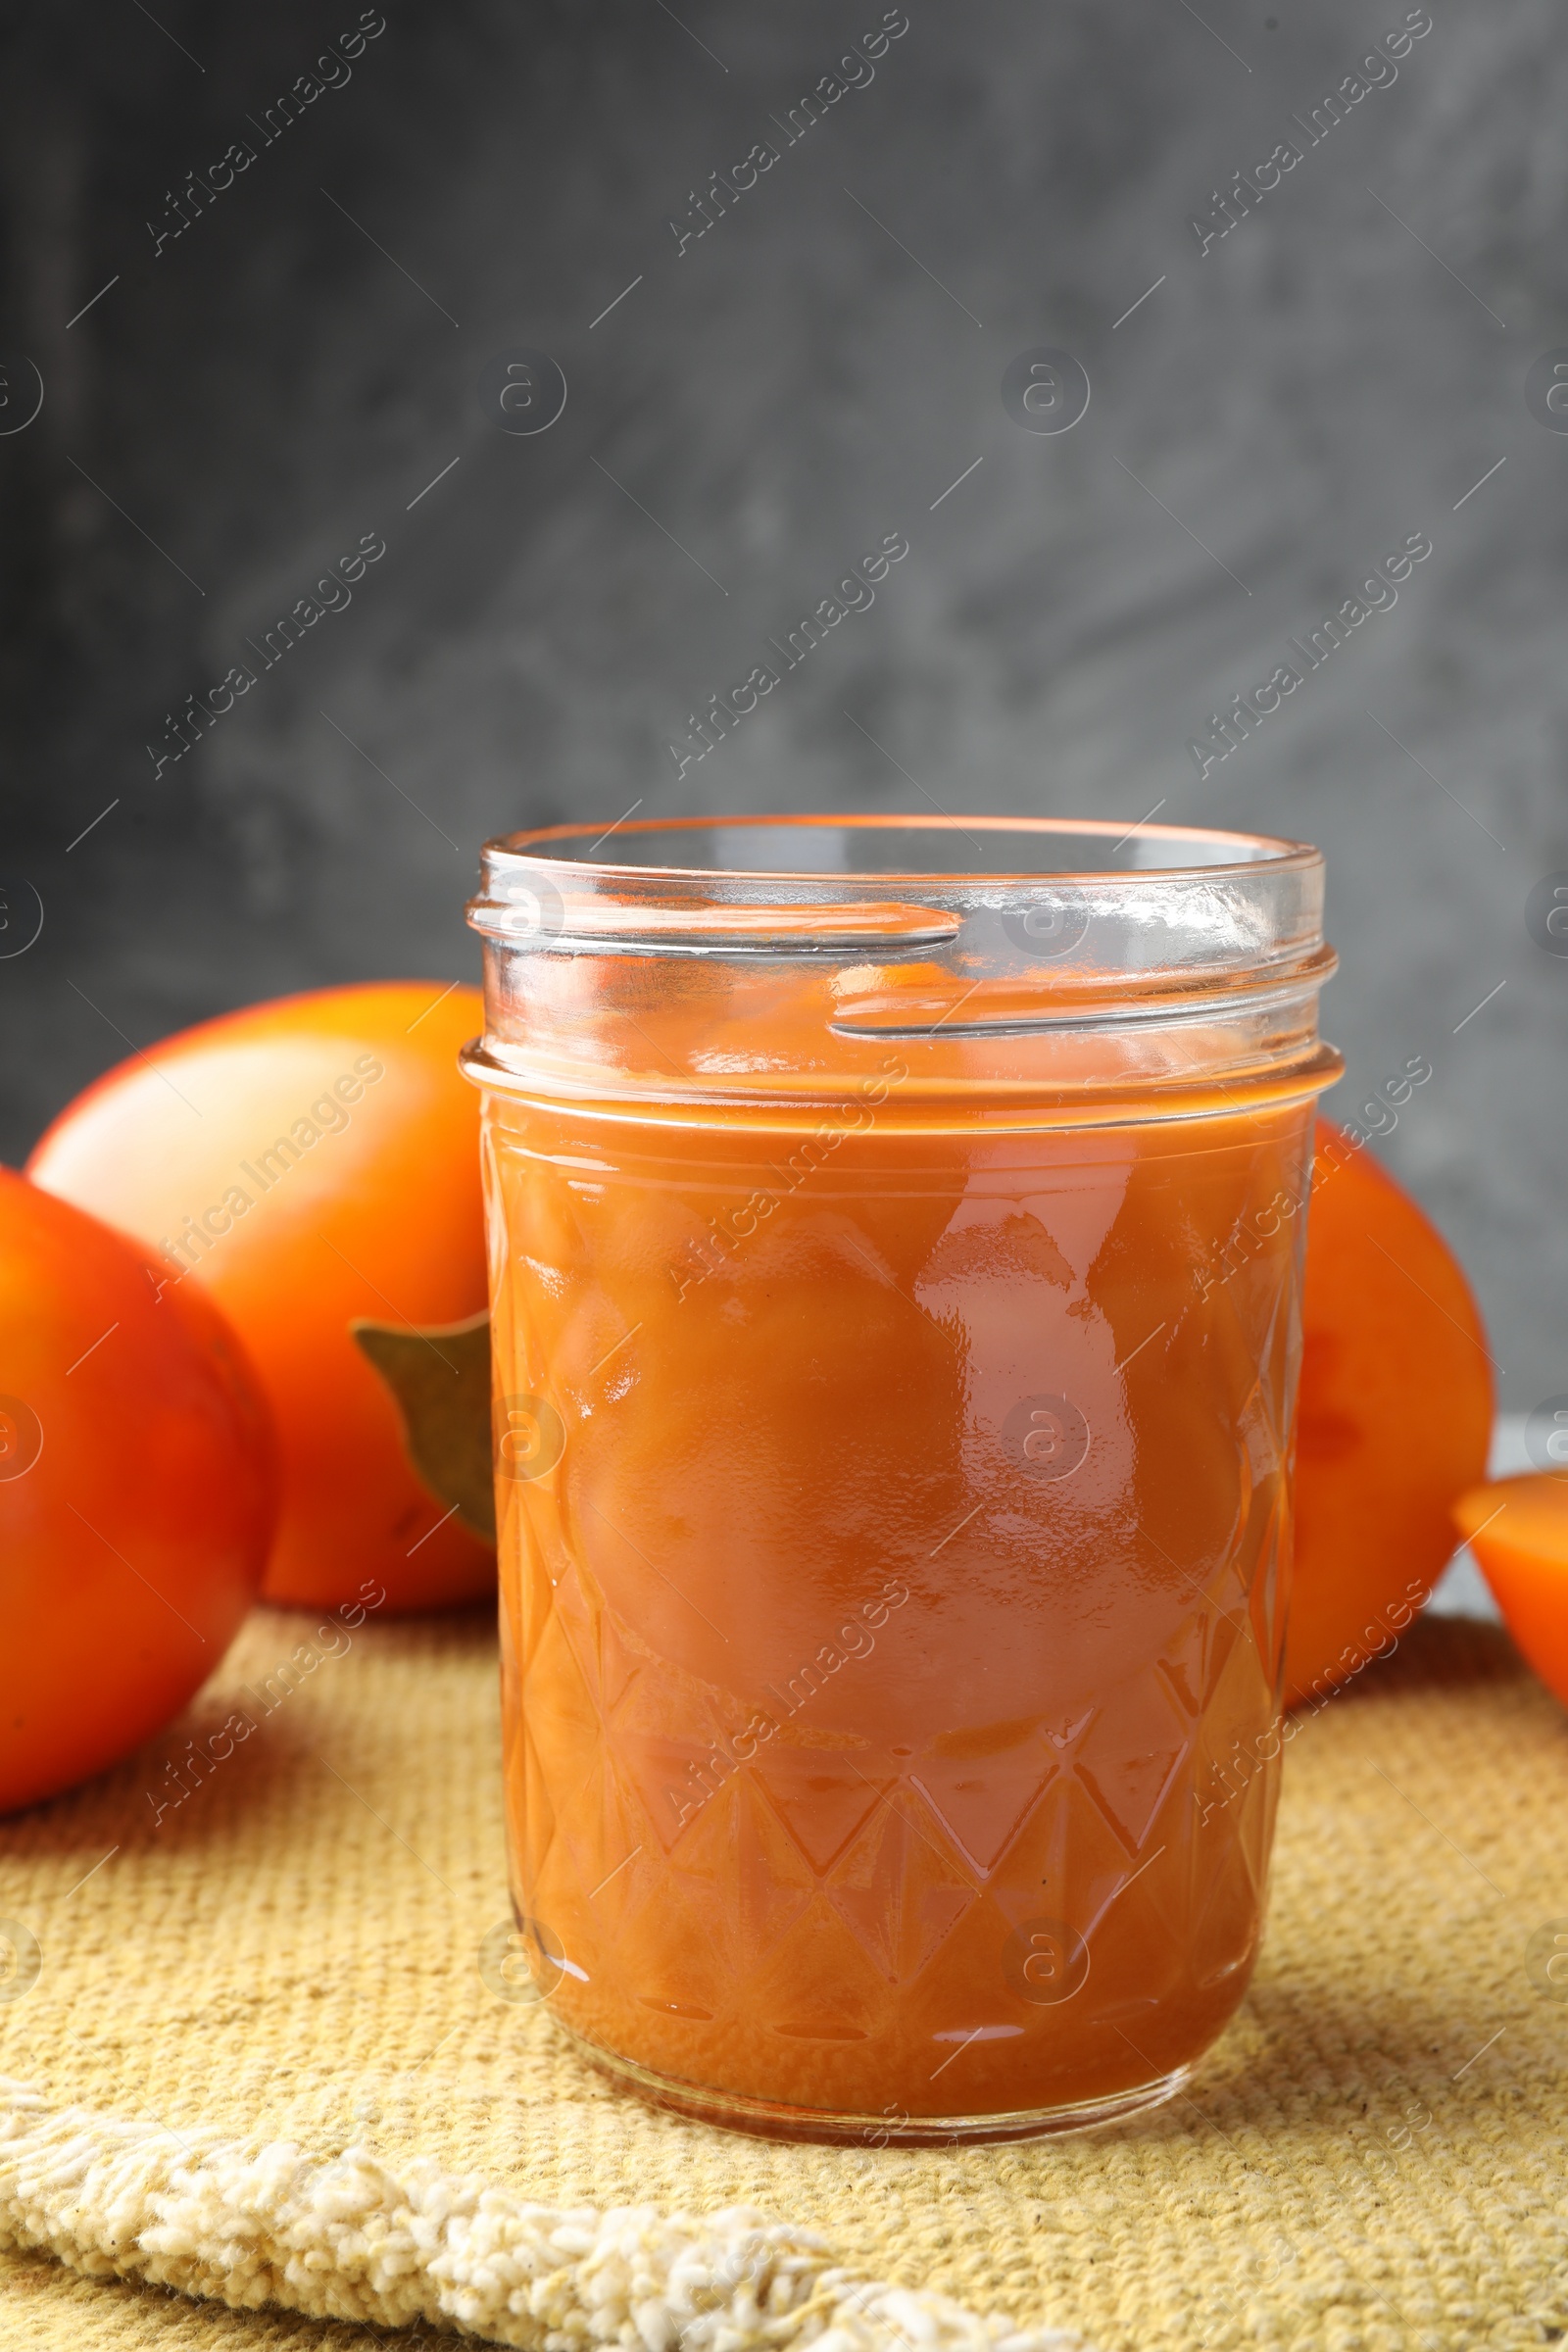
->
[464,815,1342,2142]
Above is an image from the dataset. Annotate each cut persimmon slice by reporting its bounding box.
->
[1453,1475,1568,1709]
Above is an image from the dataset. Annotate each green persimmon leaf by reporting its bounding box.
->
[352,1309,496,1543]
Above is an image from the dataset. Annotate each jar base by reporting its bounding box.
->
[556,2020,1192,2146]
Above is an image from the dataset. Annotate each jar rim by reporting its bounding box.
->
[479,812,1319,887]
[466,812,1340,1120]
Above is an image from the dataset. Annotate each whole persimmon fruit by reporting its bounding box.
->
[28,983,489,1613]
[1287,1121,1494,1706]
[0,1168,275,1812]
[1452,1475,1568,1710]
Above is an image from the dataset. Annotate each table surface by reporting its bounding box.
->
[0,1596,1562,2352]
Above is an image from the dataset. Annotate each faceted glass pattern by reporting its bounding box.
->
[485,1096,1314,2136]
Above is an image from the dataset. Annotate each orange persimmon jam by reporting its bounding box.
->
[464,816,1342,2142]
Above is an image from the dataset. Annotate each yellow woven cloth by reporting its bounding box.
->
[0,1605,1563,2351]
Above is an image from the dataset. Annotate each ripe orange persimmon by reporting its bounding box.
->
[1453,1476,1568,1710]
[28,982,490,1613]
[1287,1121,1494,1706]
[0,1168,275,1812]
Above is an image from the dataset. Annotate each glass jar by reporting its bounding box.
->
[463,816,1342,2143]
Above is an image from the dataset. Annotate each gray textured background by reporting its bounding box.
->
[0,0,1563,1400]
